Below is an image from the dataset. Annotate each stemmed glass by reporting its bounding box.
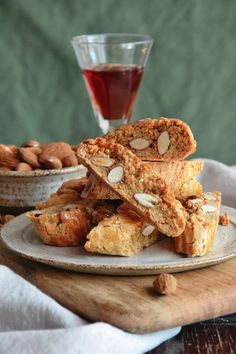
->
[71,33,153,134]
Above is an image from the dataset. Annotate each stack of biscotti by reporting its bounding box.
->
[75,117,221,257]
[27,117,221,258]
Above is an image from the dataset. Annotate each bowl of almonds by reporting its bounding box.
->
[0,140,86,212]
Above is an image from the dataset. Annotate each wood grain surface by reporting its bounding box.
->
[1,239,236,335]
[150,314,236,354]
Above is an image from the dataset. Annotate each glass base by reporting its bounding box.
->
[95,110,130,134]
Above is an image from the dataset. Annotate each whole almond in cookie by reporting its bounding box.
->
[91,156,114,167]
[142,224,155,236]
[134,193,160,208]
[157,131,170,155]
[129,137,150,150]
[107,166,124,183]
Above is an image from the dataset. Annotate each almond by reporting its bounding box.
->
[61,154,78,167]
[188,198,203,205]
[142,224,155,236]
[41,156,63,169]
[7,145,18,154]
[21,140,40,148]
[108,166,124,183]
[153,274,177,295]
[129,137,150,150]
[157,131,170,155]
[200,205,217,213]
[27,147,43,156]
[134,193,160,208]
[0,144,20,169]
[205,193,217,201]
[18,148,41,169]
[91,156,114,167]
[16,162,33,172]
[40,142,73,162]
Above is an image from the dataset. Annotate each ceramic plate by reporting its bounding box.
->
[1,205,236,275]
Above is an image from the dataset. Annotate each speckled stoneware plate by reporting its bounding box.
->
[1,205,236,275]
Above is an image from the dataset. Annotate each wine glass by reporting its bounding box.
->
[71,33,153,134]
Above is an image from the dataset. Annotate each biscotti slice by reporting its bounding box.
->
[77,138,185,237]
[36,177,87,209]
[27,200,116,246]
[175,192,221,257]
[105,117,196,161]
[82,160,204,200]
[85,205,161,256]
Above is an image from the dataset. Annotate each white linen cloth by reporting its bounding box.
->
[197,159,236,208]
[0,158,235,354]
[0,266,180,354]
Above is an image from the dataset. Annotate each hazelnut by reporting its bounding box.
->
[153,273,177,295]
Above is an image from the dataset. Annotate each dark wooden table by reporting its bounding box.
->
[150,314,236,354]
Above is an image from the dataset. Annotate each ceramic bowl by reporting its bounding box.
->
[0,165,87,213]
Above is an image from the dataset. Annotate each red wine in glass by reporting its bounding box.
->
[82,64,144,121]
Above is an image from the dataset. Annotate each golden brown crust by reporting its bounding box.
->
[77,138,185,237]
[85,206,161,256]
[36,177,87,209]
[56,177,88,195]
[104,117,196,161]
[27,200,117,246]
[175,192,221,256]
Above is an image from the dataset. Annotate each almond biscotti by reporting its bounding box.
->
[105,117,196,161]
[85,205,161,256]
[27,200,116,246]
[77,138,185,237]
[175,192,221,257]
[82,160,203,200]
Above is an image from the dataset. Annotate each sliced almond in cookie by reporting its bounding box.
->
[108,166,124,183]
[142,224,155,236]
[129,138,150,150]
[189,198,203,204]
[157,131,170,155]
[200,205,217,213]
[205,193,217,201]
[91,156,114,167]
[134,193,160,208]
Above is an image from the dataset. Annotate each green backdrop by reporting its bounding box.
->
[1,0,236,163]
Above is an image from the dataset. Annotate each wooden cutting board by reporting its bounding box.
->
[1,239,236,333]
